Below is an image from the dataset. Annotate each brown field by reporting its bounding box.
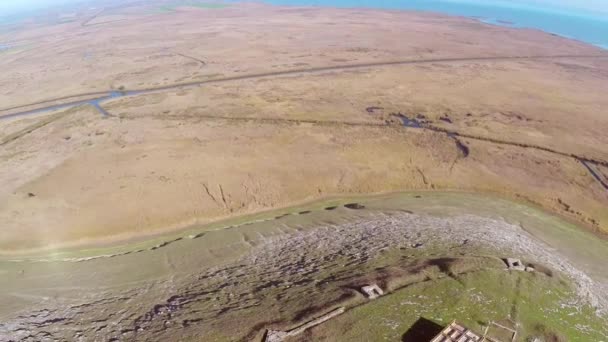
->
[2,2,608,340]
[0,1,607,254]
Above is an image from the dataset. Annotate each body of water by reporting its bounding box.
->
[263,0,608,49]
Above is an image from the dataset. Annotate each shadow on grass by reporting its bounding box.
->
[401,317,443,342]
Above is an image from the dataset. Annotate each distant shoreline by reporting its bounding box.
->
[260,0,608,50]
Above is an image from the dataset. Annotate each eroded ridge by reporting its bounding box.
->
[2,213,605,341]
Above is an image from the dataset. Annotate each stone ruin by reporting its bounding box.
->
[264,307,345,342]
[432,319,518,342]
[361,284,384,299]
[431,320,483,342]
[504,258,534,272]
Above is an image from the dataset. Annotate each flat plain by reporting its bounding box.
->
[1,1,608,252]
[0,1,607,341]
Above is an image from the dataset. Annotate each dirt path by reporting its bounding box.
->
[2,53,607,118]
[393,113,608,193]
[121,110,608,194]
[580,160,608,190]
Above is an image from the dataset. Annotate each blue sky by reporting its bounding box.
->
[0,0,87,15]
[0,0,607,15]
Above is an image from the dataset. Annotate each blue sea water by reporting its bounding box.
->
[263,0,608,49]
